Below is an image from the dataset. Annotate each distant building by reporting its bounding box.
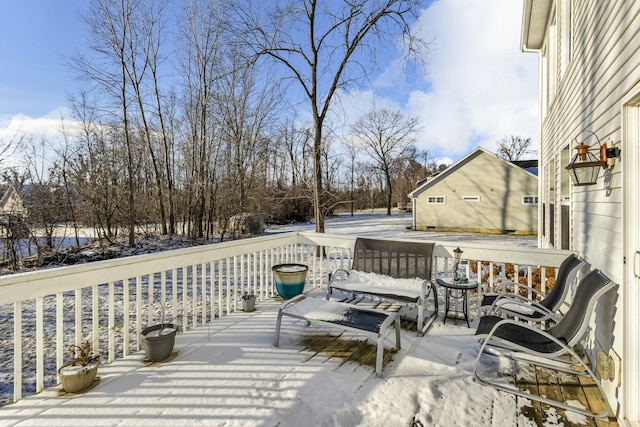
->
[0,186,27,218]
[408,147,538,234]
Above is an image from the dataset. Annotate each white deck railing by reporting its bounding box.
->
[0,232,571,405]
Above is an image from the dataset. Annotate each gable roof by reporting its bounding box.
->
[408,147,538,199]
[511,159,538,176]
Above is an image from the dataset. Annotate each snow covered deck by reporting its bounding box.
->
[0,292,618,427]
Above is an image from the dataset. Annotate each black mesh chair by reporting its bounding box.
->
[480,253,587,323]
[473,269,615,418]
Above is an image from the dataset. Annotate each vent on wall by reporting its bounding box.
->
[462,196,480,202]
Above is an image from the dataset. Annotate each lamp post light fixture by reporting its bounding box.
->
[452,247,467,283]
[565,131,621,186]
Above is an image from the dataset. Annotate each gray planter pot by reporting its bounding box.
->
[58,361,99,393]
[141,323,177,362]
[242,295,256,312]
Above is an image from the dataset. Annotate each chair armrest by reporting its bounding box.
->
[494,281,546,299]
[489,294,560,322]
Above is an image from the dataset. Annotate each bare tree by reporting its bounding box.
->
[392,146,428,209]
[0,135,20,169]
[216,50,279,218]
[177,0,227,239]
[350,108,421,215]
[71,0,145,247]
[344,142,358,216]
[68,92,126,242]
[496,136,533,161]
[236,0,428,232]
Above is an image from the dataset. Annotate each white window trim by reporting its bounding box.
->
[427,196,445,204]
[522,195,538,205]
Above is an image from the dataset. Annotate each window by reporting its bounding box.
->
[523,195,538,205]
[560,0,573,77]
[427,196,445,204]
[462,196,480,202]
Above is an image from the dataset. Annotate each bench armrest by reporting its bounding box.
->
[328,268,351,284]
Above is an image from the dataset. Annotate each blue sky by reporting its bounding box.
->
[0,1,87,118]
[0,0,538,166]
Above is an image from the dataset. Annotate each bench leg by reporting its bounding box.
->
[274,309,283,347]
[376,333,384,377]
[376,313,401,377]
[394,314,401,350]
[417,298,424,336]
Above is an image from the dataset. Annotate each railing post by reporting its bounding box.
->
[74,290,82,346]
[192,264,197,327]
[136,276,142,350]
[56,293,63,374]
[108,281,115,362]
[123,279,130,357]
[92,284,99,353]
[171,268,177,329]
[36,296,43,393]
[13,301,22,402]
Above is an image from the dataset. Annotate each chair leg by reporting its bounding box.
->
[474,338,612,419]
[274,309,283,347]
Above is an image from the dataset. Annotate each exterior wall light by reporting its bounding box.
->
[565,131,621,186]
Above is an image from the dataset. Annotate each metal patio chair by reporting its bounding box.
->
[473,269,616,418]
[480,253,588,323]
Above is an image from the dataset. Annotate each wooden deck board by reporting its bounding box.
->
[301,327,617,425]
[515,367,545,426]
[301,297,618,426]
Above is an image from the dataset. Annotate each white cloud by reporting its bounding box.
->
[405,0,539,158]
[0,108,79,170]
[0,108,73,141]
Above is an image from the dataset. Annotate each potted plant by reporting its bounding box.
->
[141,301,177,362]
[242,292,256,312]
[57,341,100,393]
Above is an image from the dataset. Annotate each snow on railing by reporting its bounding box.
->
[0,232,571,406]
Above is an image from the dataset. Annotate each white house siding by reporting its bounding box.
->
[412,149,537,234]
[529,0,640,422]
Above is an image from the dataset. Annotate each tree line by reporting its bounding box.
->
[2,0,453,268]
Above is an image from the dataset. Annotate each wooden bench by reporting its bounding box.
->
[326,238,438,335]
[274,294,401,376]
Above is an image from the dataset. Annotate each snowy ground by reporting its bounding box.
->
[266,210,537,248]
[2,212,596,426]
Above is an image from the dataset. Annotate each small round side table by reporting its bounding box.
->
[436,278,478,327]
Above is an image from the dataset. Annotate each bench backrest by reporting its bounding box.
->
[352,238,435,281]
